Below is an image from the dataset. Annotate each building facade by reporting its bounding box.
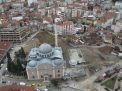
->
[26,43,64,81]
[115,1,122,18]
[0,27,30,43]
[55,21,75,35]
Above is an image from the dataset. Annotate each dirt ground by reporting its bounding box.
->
[80,45,119,68]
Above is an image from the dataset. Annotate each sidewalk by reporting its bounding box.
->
[95,84,106,91]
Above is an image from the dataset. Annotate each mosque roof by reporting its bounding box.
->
[54,59,63,66]
[27,43,64,68]
[38,58,52,65]
[28,61,37,67]
[39,43,52,54]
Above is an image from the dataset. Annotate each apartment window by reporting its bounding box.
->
[50,75,52,78]
[32,76,35,79]
[58,70,60,73]
[58,74,60,77]
[41,75,43,78]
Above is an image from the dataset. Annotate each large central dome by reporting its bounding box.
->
[39,43,53,54]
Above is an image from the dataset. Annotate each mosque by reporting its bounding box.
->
[26,43,64,81]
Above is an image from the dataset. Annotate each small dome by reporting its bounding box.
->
[28,61,37,67]
[54,59,63,66]
[39,43,52,54]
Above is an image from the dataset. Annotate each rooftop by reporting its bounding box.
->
[0,85,34,91]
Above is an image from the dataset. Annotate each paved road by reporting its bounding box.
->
[48,87,61,91]
[0,63,7,86]
[0,63,7,80]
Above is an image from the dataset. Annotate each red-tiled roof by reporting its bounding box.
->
[0,42,12,50]
[97,12,116,24]
[0,85,34,91]
[0,18,9,28]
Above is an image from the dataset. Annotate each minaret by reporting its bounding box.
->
[54,24,58,47]
[53,1,58,47]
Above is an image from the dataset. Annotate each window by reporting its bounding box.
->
[32,76,35,79]
[58,74,60,77]
[58,70,60,72]
[41,75,43,78]
[50,75,52,78]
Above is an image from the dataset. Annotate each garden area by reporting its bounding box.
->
[101,75,117,90]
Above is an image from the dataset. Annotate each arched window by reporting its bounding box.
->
[41,75,43,78]
[32,76,35,79]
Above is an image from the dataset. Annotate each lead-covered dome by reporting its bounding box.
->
[39,43,52,54]
[28,61,37,67]
[54,59,63,66]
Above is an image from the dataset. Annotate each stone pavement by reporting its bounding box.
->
[95,84,106,91]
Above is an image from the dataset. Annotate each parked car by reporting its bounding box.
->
[2,80,6,83]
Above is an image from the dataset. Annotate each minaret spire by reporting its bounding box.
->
[53,1,58,47]
[54,24,58,47]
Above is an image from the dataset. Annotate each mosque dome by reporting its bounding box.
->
[39,43,52,54]
[28,61,37,67]
[54,59,63,66]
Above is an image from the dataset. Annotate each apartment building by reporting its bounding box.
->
[0,27,30,43]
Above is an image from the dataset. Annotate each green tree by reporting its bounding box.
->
[15,51,20,58]
[10,62,17,73]
[112,0,118,4]
[51,79,59,87]
[8,48,27,75]
[16,58,23,74]
[7,52,12,72]
[19,47,26,58]
[83,26,86,33]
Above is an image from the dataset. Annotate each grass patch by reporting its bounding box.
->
[35,31,55,45]
[34,31,70,51]
[101,75,117,90]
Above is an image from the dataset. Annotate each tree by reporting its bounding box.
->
[20,22,23,27]
[66,37,71,43]
[19,47,26,58]
[15,52,20,58]
[112,0,119,4]
[51,79,59,87]
[16,58,23,74]
[83,26,86,33]
[9,61,17,73]
[114,46,120,52]
[112,0,116,3]
[6,49,27,76]
[7,53,18,73]
[8,48,27,75]
[7,52,12,72]
[7,52,12,62]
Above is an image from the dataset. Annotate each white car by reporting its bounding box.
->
[5,75,9,77]
[19,82,26,85]
[1,64,3,67]
[6,68,8,70]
